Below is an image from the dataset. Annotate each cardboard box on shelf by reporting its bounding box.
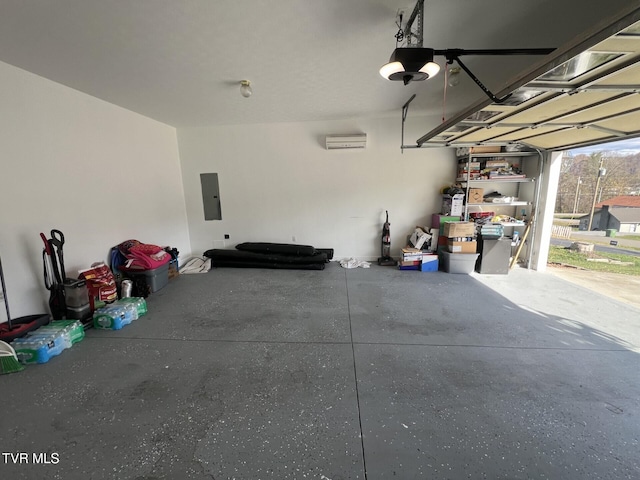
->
[485,159,510,168]
[458,165,480,173]
[443,221,476,238]
[447,240,478,254]
[459,161,481,169]
[470,146,501,153]
[488,171,526,179]
[457,173,483,181]
[467,188,484,204]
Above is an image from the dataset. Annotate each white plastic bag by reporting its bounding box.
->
[180,257,211,274]
[339,257,371,269]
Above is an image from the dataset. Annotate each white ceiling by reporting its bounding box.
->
[0,0,636,129]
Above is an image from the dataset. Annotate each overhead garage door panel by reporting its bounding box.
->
[597,63,640,85]
[557,93,640,124]
[593,37,640,53]
[526,128,612,150]
[497,92,620,125]
[416,11,640,151]
[492,126,568,142]
[595,109,640,133]
[453,127,523,143]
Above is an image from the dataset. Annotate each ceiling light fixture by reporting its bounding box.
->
[380,0,555,103]
[380,48,440,85]
[240,80,252,98]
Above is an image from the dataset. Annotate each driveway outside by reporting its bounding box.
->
[548,231,640,310]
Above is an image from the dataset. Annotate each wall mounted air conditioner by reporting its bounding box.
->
[325,134,367,150]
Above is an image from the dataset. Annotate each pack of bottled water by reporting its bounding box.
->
[11,320,85,364]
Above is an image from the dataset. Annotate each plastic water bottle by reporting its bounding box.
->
[513,231,520,244]
[121,280,133,298]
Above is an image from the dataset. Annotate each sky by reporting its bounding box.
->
[567,137,640,156]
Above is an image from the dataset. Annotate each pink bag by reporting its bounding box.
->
[117,239,170,271]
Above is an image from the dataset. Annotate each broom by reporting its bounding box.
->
[510,212,535,269]
[0,340,24,374]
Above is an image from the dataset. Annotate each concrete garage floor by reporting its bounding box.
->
[1,264,639,479]
[546,265,640,311]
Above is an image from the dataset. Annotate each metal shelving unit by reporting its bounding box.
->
[456,150,543,268]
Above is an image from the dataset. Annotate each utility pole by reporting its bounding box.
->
[571,176,581,218]
[587,158,606,231]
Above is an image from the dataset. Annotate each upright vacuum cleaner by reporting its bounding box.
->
[378,210,397,266]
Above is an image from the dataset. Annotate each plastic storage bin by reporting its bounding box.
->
[122,262,169,294]
[63,278,89,308]
[441,251,479,274]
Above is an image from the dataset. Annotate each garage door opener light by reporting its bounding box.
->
[380,0,555,103]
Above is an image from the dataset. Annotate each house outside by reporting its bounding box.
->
[578,195,640,232]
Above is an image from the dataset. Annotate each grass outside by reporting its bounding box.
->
[548,246,640,276]
[618,233,640,239]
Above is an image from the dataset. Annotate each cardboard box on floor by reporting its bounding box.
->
[420,253,438,272]
[447,240,478,254]
[443,221,476,238]
[401,247,423,263]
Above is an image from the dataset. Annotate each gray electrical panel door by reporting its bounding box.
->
[200,173,222,220]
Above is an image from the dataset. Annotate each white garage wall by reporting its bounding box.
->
[177,117,456,261]
[0,61,191,320]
